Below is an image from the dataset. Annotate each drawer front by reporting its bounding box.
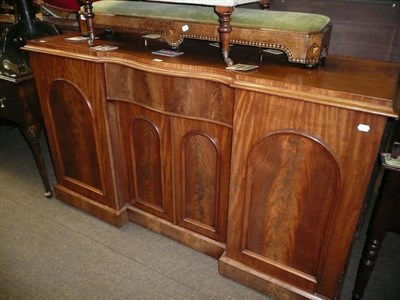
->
[105,64,234,125]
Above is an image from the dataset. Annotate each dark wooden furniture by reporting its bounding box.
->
[352,125,400,299]
[24,33,400,299]
[0,77,53,197]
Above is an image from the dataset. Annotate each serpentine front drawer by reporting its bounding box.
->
[105,63,234,126]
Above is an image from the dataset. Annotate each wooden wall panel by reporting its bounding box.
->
[245,0,400,62]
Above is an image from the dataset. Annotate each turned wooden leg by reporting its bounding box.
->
[215,6,234,67]
[80,0,95,46]
[20,123,53,198]
[352,170,400,299]
[352,238,382,300]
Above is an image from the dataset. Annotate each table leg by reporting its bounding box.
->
[352,170,400,299]
[20,122,53,198]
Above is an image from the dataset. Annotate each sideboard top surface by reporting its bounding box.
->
[24,33,400,117]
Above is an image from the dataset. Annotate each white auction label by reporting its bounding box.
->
[357,124,370,132]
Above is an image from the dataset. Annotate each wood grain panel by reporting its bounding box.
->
[182,133,219,230]
[244,0,400,62]
[163,76,234,125]
[243,131,341,280]
[105,64,234,125]
[131,117,164,210]
[173,117,232,242]
[182,133,218,230]
[225,89,388,296]
[117,101,173,222]
[329,22,397,61]
[49,80,102,191]
[27,53,121,211]
[106,64,165,110]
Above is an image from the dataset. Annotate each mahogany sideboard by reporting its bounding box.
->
[23,33,400,300]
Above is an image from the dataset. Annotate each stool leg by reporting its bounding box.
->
[352,171,400,299]
[215,6,234,67]
[81,0,96,46]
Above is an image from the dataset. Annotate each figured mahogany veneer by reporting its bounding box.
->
[24,34,400,299]
[105,63,233,255]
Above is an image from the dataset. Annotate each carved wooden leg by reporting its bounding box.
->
[20,123,53,198]
[215,6,234,67]
[80,0,95,46]
[351,170,400,299]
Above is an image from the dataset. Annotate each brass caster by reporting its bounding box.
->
[87,33,95,47]
[225,57,234,67]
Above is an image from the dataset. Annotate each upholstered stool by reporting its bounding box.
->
[80,0,331,66]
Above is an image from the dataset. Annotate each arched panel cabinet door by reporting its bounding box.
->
[118,101,173,223]
[221,90,388,299]
[48,79,103,195]
[172,117,232,243]
[28,54,125,227]
[241,130,342,285]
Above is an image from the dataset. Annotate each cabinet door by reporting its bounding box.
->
[172,117,231,242]
[117,101,173,222]
[29,54,118,209]
[224,90,388,298]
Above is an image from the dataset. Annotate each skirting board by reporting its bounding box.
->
[128,206,225,259]
[54,184,129,228]
[218,252,327,300]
